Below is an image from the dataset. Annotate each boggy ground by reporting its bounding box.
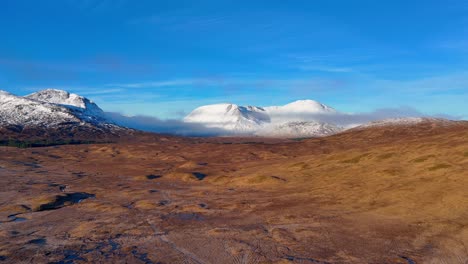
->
[0,121,467,263]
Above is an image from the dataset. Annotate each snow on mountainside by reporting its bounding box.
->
[256,121,343,138]
[356,117,428,128]
[184,100,345,137]
[0,89,117,129]
[265,99,336,115]
[0,90,80,127]
[183,100,454,137]
[264,100,337,124]
[183,103,270,133]
[25,89,106,123]
[354,117,454,129]
[26,89,98,109]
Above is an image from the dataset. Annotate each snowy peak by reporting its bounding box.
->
[184,103,270,133]
[184,100,343,137]
[0,89,115,129]
[26,89,104,117]
[0,90,80,127]
[184,103,266,122]
[0,90,13,96]
[281,99,336,113]
[265,99,337,115]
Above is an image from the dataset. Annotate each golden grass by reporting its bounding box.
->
[427,163,452,171]
[1,121,466,263]
[134,200,157,210]
[341,153,371,164]
[377,152,395,160]
[411,155,435,163]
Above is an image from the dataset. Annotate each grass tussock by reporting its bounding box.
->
[377,153,395,160]
[411,155,435,163]
[288,162,310,170]
[428,164,452,171]
[341,153,371,164]
[247,175,270,184]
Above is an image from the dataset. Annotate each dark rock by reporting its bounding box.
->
[192,172,206,180]
[146,174,162,180]
[28,238,46,245]
[38,193,95,211]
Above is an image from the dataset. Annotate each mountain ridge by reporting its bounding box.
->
[0,89,460,139]
[0,89,127,143]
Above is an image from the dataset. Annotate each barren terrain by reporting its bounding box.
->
[0,121,467,263]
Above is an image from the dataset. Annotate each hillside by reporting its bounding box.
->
[0,120,466,263]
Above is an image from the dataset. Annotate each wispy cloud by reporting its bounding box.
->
[107,77,344,91]
[371,71,468,94]
[127,9,306,44]
[438,39,468,53]
[108,79,205,88]
[128,10,234,32]
[278,52,373,74]
[0,56,154,82]
[297,65,354,73]
[280,49,417,75]
[17,86,123,96]
[76,88,124,96]
[65,0,128,13]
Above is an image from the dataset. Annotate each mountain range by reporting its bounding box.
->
[0,89,451,139]
[183,100,345,137]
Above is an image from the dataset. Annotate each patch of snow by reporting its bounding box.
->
[256,121,343,138]
[357,117,426,128]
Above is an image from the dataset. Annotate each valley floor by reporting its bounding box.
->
[0,122,467,263]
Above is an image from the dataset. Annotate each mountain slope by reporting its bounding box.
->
[184,103,270,133]
[0,90,81,127]
[0,89,126,143]
[184,100,344,137]
[265,99,336,117]
[256,121,343,138]
[25,89,105,122]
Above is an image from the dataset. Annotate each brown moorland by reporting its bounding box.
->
[0,120,467,263]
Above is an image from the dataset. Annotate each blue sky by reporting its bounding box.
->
[1,0,467,119]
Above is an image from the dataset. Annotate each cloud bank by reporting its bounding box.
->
[105,106,455,137]
[104,112,231,136]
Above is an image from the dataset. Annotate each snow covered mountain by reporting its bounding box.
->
[183,103,270,133]
[0,89,121,134]
[184,100,345,137]
[183,100,453,138]
[25,89,105,122]
[265,99,335,117]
